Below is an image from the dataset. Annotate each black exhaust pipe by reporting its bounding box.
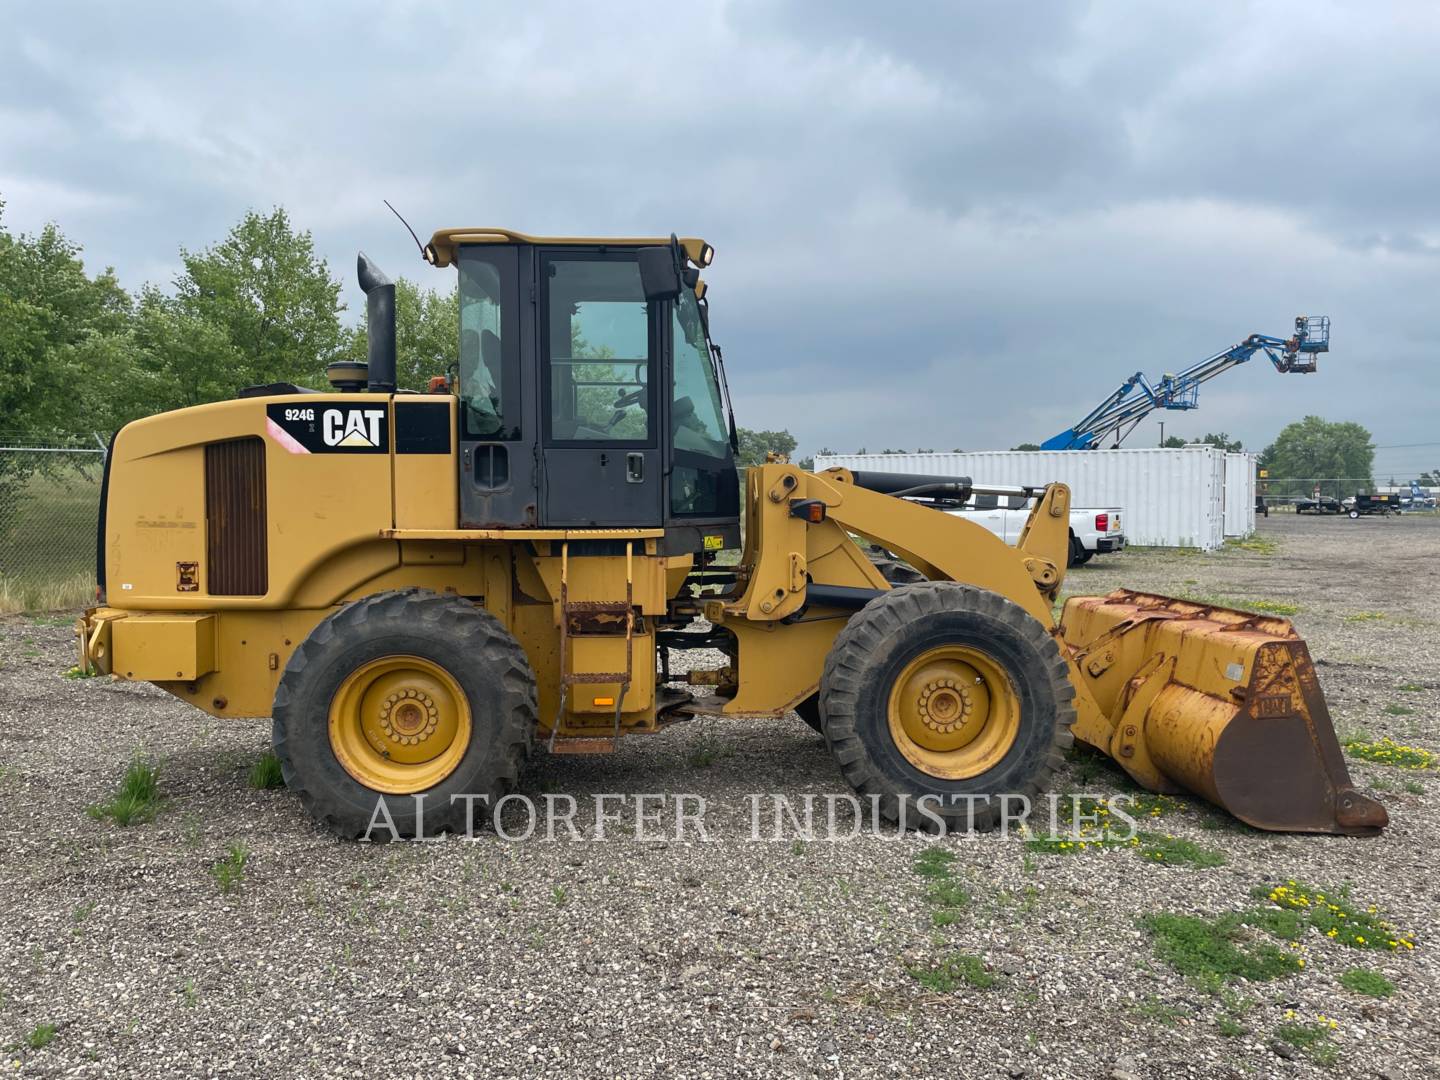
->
[358,252,396,393]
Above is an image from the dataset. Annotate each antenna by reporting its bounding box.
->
[384,200,425,257]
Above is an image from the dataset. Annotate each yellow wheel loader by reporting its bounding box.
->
[77,229,1386,839]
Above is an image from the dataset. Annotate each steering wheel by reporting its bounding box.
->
[605,387,645,430]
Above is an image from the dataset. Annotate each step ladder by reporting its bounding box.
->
[547,539,635,754]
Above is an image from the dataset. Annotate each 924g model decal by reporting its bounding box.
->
[265,403,389,454]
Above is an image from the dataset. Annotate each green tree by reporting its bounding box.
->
[135,207,344,408]
[0,200,133,436]
[1198,432,1243,451]
[736,428,798,467]
[1011,443,1041,451]
[1158,432,1242,450]
[346,277,459,391]
[1261,417,1374,481]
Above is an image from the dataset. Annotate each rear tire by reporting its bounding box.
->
[819,581,1073,831]
[273,589,536,839]
[1069,533,1093,566]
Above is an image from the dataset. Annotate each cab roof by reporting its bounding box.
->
[425,228,711,269]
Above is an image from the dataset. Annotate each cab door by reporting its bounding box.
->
[540,250,664,527]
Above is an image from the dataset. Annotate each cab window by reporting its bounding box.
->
[458,247,520,439]
[545,258,652,443]
[670,289,732,515]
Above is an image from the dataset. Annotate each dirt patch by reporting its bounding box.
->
[1,513,1437,1077]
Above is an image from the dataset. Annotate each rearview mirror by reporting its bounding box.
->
[638,247,680,301]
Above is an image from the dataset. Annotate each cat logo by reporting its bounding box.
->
[323,408,386,448]
[265,403,390,454]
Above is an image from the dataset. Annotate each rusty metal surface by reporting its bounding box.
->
[204,438,268,596]
[1062,589,1387,835]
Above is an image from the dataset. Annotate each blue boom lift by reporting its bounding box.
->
[1041,316,1330,450]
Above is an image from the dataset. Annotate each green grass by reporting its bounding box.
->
[247,751,285,790]
[1132,996,1188,1026]
[1174,592,1298,617]
[551,885,568,907]
[1258,881,1416,950]
[87,755,161,826]
[1338,968,1394,998]
[926,880,972,909]
[685,736,731,769]
[1225,535,1279,555]
[1403,780,1425,795]
[1382,704,1414,716]
[1343,736,1434,770]
[25,1023,56,1050]
[0,463,102,612]
[1344,610,1387,622]
[1275,1020,1338,1066]
[1142,912,1302,989]
[914,846,970,922]
[211,843,250,894]
[1130,792,1189,818]
[1399,683,1425,692]
[63,664,99,679]
[1241,907,1304,940]
[1136,833,1226,868]
[913,848,958,879]
[1215,1015,1245,1037]
[1246,598,1301,616]
[906,953,995,992]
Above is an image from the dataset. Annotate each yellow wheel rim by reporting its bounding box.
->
[328,655,471,794]
[887,645,1020,780]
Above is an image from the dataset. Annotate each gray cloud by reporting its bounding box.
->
[2,1,1437,464]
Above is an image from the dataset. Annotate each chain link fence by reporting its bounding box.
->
[0,442,105,612]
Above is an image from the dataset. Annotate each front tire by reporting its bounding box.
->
[819,582,1073,831]
[273,589,536,838]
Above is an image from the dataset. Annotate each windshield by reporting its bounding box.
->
[671,290,728,456]
[670,287,734,516]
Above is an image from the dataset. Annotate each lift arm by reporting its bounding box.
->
[1042,315,1329,450]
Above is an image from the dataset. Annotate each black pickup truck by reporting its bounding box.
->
[1295,496,1343,514]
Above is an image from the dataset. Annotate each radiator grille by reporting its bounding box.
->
[205,437,268,595]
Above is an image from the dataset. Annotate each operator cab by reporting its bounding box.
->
[425,229,739,551]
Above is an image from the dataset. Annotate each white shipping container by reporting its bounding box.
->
[1223,452,1257,538]
[813,448,1229,549]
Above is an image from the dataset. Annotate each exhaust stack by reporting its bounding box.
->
[358,252,396,393]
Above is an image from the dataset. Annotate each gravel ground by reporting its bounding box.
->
[1,512,1437,1078]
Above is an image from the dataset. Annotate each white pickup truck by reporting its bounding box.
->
[948,492,1126,567]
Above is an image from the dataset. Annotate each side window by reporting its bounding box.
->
[1006,494,1030,511]
[545,259,652,443]
[973,494,998,510]
[458,247,519,440]
[670,289,733,516]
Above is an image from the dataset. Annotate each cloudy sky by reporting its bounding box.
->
[3,1,1438,476]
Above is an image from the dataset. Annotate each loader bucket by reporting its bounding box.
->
[1061,590,1387,835]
